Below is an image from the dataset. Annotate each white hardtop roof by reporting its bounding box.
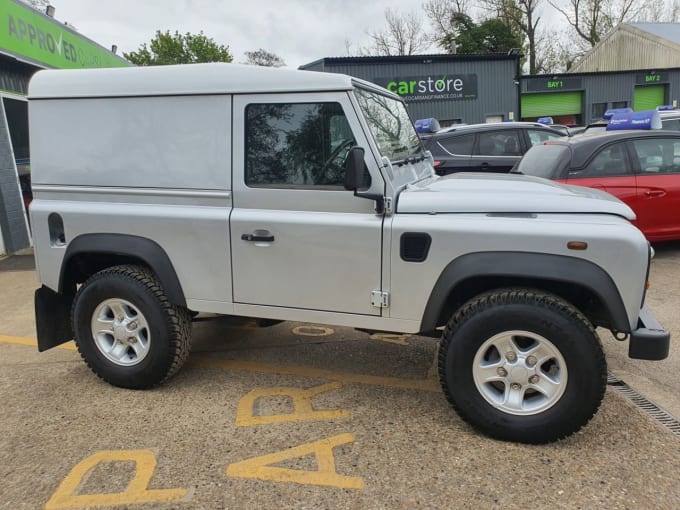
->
[28,62,361,99]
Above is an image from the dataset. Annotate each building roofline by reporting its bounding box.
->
[525,64,680,80]
[299,52,521,69]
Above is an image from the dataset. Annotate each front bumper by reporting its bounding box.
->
[628,306,671,360]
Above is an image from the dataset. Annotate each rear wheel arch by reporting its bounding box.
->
[419,252,630,336]
[60,234,186,307]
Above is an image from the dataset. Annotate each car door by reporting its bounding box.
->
[565,141,637,204]
[629,137,680,241]
[230,93,385,316]
[472,129,522,172]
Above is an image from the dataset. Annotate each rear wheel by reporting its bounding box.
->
[72,265,192,389]
[438,288,606,443]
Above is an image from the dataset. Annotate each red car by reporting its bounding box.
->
[515,131,680,242]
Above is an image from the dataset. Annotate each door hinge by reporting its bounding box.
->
[384,197,393,215]
[371,290,390,308]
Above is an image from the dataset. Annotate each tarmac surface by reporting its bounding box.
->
[1,247,679,510]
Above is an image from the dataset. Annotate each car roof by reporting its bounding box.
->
[432,122,564,136]
[537,130,680,168]
[29,62,363,99]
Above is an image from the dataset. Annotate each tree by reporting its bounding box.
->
[124,30,233,65]
[423,0,474,52]
[546,0,624,48]
[483,0,541,74]
[243,49,286,67]
[443,13,524,54]
[363,8,432,55]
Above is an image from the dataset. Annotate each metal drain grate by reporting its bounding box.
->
[607,373,680,438]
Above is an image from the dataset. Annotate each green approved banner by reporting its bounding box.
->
[0,0,129,69]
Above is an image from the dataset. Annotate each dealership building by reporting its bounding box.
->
[303,23,680,128]
[0,0,128,255]
[301,54,523,126]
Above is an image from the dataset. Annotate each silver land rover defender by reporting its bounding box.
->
[28,63,670,443]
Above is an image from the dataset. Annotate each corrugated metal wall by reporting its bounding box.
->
[571,28,680,73]
[0,57,35,95]
[303,58,519,125]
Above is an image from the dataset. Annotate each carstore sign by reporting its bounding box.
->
[0,0,129,69]
[376,74,478,102]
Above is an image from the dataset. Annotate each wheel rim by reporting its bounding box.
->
[472,330,568,416]
[90,298,151,367]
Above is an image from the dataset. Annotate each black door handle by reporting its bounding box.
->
[241,230,275,242]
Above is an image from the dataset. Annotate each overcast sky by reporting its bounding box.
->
[47,0,445,68]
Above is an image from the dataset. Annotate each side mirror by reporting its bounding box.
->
[344,146,366,191]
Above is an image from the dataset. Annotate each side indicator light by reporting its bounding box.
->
[567,241,588,250]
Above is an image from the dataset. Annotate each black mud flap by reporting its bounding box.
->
[35,286,73,351]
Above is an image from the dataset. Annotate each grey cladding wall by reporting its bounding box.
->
[303,57,519,124]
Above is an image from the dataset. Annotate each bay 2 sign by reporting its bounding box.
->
[377,74,478,102]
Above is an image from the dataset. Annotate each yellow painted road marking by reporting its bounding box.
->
[44,450,187,509]
[291,325,335,337]
[0,335,76,351]
[0,335,439,392]
[236,382,349,427]
[193,357,439,392]
[370,333,411,345]
[227,433,364,490]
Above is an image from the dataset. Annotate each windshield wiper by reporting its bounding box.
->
[392,147,427,166]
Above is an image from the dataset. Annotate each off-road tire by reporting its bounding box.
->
[438,288,607,443]
[72,265,192,389]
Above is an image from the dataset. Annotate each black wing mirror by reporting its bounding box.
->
[344,146,385,214]
[344,146,366,191]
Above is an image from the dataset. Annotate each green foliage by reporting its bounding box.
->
[443,14,523,54]
[124,30,233,65]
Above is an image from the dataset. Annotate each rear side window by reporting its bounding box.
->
[527,129,562,146]
[437,133,474,155]
[574,142,631,178]
[245,102,356,188]
[631,138,680,174]
[476,130,522,156]
[515,144,569,179]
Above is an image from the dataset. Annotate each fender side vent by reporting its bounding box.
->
[400,233,432,262]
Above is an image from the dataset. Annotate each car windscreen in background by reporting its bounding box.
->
[515,144,570,179]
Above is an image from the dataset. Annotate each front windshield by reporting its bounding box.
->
[354,87,431,183]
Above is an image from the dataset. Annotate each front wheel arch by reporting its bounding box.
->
[419,252,631,336]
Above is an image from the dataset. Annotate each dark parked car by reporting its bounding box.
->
[420,122,567,175]
[514,130,680,242]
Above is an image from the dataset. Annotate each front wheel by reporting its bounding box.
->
[438,288,606,443]
[72,265,192,389]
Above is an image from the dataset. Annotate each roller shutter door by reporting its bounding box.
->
[521,92,582,118]
[633,85,665,111]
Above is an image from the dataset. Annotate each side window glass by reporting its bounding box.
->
[527,129,562,146]
[573,143,631,177]
[438,134,474,155]
[245,102,357,188]
[632,138,680,174]
[476,130,522,156]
